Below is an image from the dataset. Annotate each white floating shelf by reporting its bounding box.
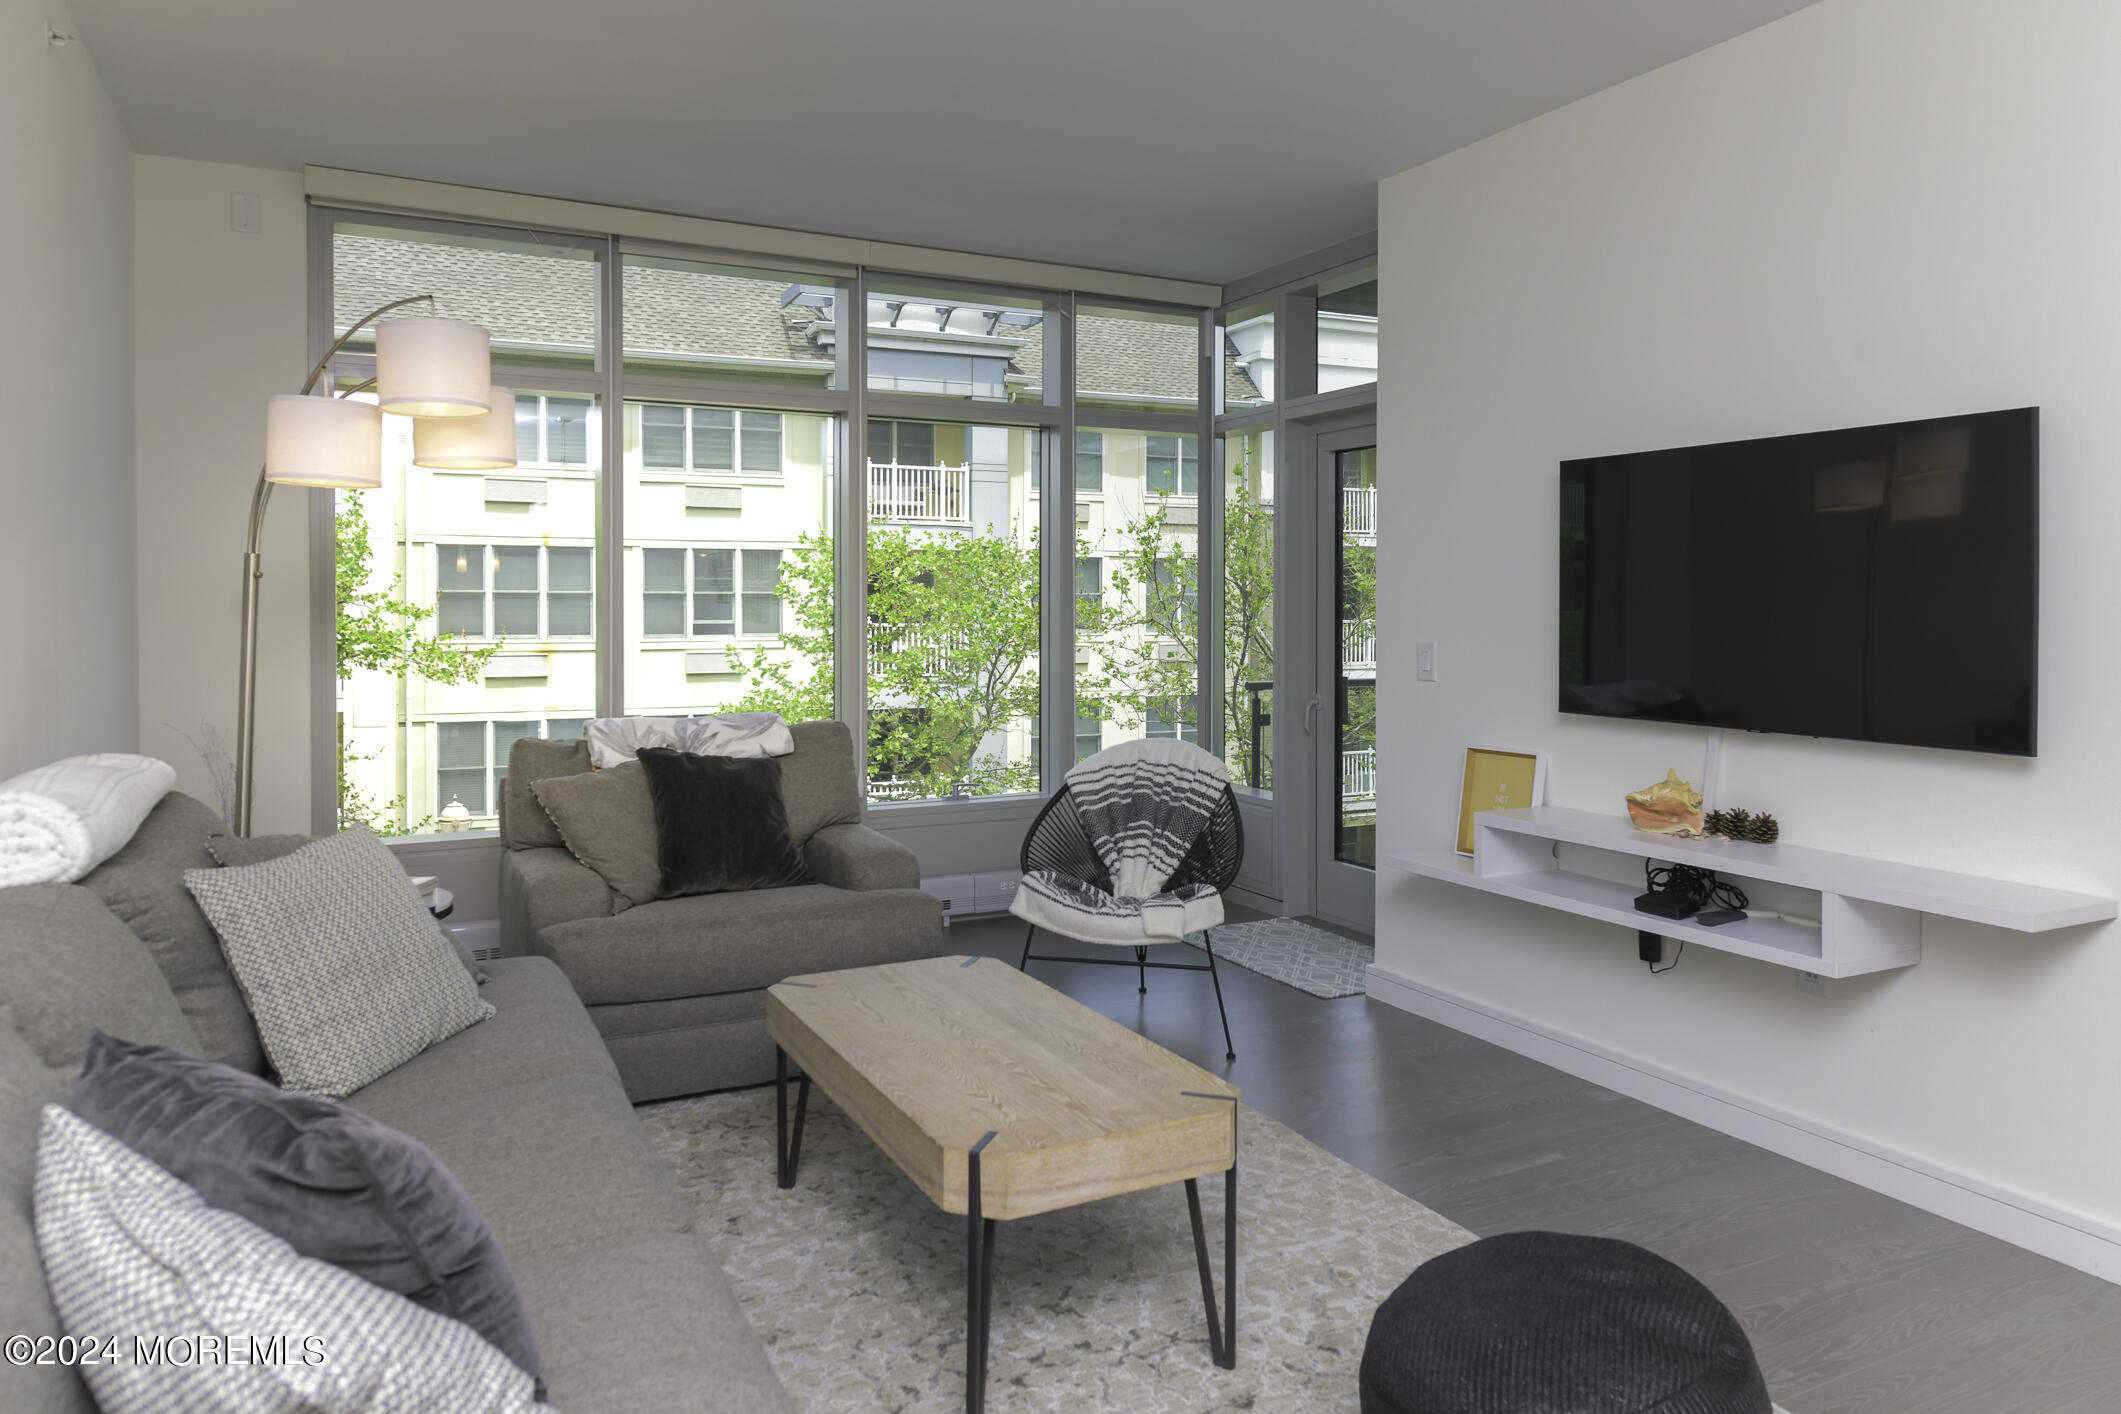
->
[1384,806,2115,979]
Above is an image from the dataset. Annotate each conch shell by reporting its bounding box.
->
[1626,769,1704,836]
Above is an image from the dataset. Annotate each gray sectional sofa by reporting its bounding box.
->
[1,791,795,1414]
[500,718,945,1100]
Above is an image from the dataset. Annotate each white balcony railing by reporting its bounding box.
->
[1342,748,1377,802]
[871,624,965,677]
[869,461,971,524]
[1342,485,1377,539]
[1341,620,1376,673]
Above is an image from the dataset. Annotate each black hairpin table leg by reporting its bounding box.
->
[966,1131,999,1414]
[775,1046,810,1190]
[1184,1163,1239,1369]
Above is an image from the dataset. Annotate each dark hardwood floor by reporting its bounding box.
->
[950,909,2121,1414]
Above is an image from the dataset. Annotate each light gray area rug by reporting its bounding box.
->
[640,1085,1473,1413]
[1187,917,1376,999]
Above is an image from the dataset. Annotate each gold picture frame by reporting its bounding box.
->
[1456,747,1549,856]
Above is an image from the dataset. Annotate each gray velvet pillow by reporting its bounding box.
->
[530,762,660,910]
[34,1106,543,1414]
[207,833,485,983]
[72,1031,543,1395]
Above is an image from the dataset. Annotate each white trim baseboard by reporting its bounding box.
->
[1365,963,2121,1284]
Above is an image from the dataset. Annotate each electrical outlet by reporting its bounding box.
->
[1793,971,1828,997]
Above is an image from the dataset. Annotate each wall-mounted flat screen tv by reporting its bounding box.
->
[1559,408,2037,756]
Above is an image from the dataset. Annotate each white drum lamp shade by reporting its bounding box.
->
[413,386,518,469]
[375,318,492,418]
[264,395,383,488]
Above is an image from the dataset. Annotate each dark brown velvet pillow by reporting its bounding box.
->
[635,748,811,899]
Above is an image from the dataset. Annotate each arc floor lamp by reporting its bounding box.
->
[237,297,516,836]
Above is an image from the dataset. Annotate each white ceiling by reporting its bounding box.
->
[73,0,1817,284]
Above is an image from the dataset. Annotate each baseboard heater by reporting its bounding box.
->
[922,871,1022,925]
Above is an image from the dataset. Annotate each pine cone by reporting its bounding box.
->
[1743,813,1779,844]
[1705,808,1747,839]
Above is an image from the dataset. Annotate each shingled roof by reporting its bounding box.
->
[333,230,1260,403]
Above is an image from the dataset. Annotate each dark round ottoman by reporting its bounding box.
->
[1359,1231,1770,1414]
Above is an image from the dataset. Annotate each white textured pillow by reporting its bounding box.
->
[183,826,493,1097]
[32,1106,546,1414]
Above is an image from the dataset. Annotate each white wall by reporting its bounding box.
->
[1378,0,2121,1246]
[0,3,136,776]
[134,158,310,831]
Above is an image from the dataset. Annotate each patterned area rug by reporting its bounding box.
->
[640,1085,1474,1413]
[1185,917,1376,999]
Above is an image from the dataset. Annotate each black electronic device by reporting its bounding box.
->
[1559,407,2038,756]
[1693,907,1747,928]
[1633,890,1700,920]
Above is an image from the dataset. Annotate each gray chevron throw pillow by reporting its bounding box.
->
[184,827,493,1097]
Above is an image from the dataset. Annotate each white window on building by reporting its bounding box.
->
[515,394,594,467]
[1146,434,1199,497]
[1147,699,1200,743]
[1075,556,1103,622]
[434,717,588,818]
[642,405,784,476]
[643,547,785,637]
[1151,555,1198,614]
[1075,430,1104,492]
[867,420,937,467]
[1075,711,1104,763]
[435,544,595,640]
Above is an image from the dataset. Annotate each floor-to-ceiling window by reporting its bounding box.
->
[1073,306,1205,767]
[323,209,1230,833]
[328,220,603,833]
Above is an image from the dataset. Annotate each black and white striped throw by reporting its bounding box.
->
[1011,740,1229,944]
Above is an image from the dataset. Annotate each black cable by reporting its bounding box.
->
[1642,860,1748,913]
[1639,862,1746,974]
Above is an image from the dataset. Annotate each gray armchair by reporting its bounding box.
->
[499,719,943,1100]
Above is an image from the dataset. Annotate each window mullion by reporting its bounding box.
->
[598,236,626,720]
[836,271,869,769]
[1042,290,1076,792]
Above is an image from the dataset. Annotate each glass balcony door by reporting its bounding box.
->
[1313,428,1378,930]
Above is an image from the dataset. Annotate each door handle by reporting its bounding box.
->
[1304,696,1321,734]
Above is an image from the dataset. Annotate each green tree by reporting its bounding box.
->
[734,523,1042,799]
[335,494,500,833]
[1086,468,1278,788]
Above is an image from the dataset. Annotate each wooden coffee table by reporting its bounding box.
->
[766,954,1239,1413]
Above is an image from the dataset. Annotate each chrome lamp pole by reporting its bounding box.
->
[233,296,498,836]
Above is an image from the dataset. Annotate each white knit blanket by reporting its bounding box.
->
[582,713,793,770]
[0,753,175,888]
